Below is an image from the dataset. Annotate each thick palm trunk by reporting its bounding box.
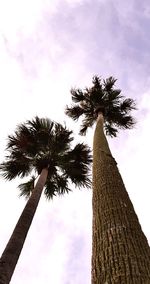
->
[92,113,150,283]
[0,168,48,284]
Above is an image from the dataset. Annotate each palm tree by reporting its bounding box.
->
[0,116,92,284]
[66,76,150,283]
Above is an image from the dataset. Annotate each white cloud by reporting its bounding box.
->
[0,0,60,37]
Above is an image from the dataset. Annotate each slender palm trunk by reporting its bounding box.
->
[0,168,48,284]
[92,113,150,284]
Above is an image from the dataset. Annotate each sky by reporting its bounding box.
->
[0,0,150,283]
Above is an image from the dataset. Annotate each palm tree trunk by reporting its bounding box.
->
[0,168,48,284]
[92,113,150,283]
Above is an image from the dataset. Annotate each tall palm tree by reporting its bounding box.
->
[66,76,150,283]
[0,116,91,284]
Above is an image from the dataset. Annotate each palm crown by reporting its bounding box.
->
[66,76,136,137]
[0,117,92,199]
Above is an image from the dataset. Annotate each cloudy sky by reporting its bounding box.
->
[0,0,150,283]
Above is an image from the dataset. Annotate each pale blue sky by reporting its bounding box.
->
[0,1,150,283]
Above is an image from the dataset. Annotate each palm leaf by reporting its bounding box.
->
[61,143,92,188]
[116,115,135,129]
[53,123,73,153]
[80,114,95,135]
[65,105,84,120]
[55,174,71,195]
[0,157,32,180]
[71,88,85,103]
[120,98,136,113]
[27,116,54,133]
[103,76,117,92]
[7,126,37,157]
[104,123,118,137]
[44,178,57,199]
[18,176,36,199]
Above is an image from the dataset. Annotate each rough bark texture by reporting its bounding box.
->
[92,114,150,284]
[0,168,48,284]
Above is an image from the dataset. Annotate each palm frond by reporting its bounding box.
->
[18,176,35,199]
[120,98,136,113]
[61,143,92,188]
[54,123,73,144]
[79,113,95,135]
[89,76,104,104]
[67,143,92,165]
[65,105,84,120]
[0,158,32,180]
[44,178,57,199]
[9,150,27,160]
[27,116,54,133]
[55,175,71,195]
[79,124,88,136]
[44,174,71,199]
[103,76,117,92]
[7,125,37,157]
[117,115,136,129]
[92,76,102,88]
[71,88,85,103]
[104,123,118,137]
[105,89,122,104]
[66,165,91,188]
[52,123,73,154]
[27,117,54,150]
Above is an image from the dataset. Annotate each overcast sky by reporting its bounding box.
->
[0,0,150,283]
